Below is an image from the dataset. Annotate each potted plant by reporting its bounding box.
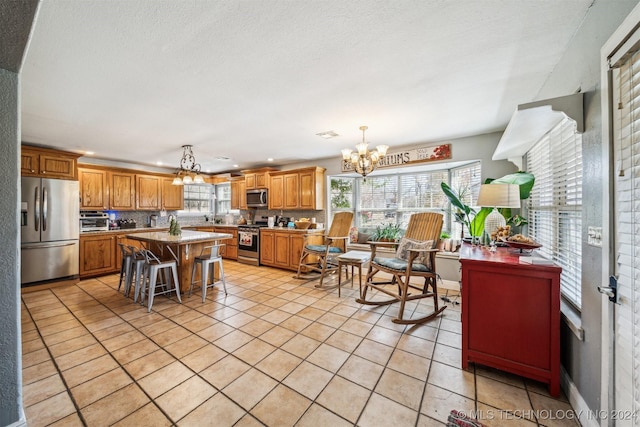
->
[370,222,403,246]
[438,231,452,251]
[440,182,480,241]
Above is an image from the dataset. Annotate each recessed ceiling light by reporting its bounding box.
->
[233,164,239,168]
[85,151,94,155]
[267,158,274,162]
[156,161,163,166]
[216,156,231,161]
[316,130,338,139]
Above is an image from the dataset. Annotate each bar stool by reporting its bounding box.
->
[117,243,133,296]
[189,244,227,302]
[140,249,182,312]
[128,246,147,303]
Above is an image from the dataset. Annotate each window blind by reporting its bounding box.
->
[526,118,583,309]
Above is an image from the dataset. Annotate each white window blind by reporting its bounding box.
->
[450,162,482,238]
[526,118,583,309]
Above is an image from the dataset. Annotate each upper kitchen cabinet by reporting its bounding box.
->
[109,171,136,211]
[21,145,80,180]
[230,177,247,210]
[242,167,278,190]
[136,174,162,210]
[161,177,184,210]
[269,167,325,210]
[79,168,108,210]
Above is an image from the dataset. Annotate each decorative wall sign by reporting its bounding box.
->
[341,143,451,173]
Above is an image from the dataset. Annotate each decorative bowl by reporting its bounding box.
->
[499,237,542,250]
[294,221,311,229]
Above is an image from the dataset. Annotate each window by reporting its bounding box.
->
[526,118,582,309]
[180,184,215,215]
[329,162,481,235]
[215,183,231,215]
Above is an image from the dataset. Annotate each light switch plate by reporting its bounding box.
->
[588,226,602,247]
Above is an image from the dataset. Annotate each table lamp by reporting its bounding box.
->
[476,183,521,237]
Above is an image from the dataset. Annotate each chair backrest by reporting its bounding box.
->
[403,212,444,244]
[118,243,132,257]
[327,211,354,252]
[200,244,225,259]
[128,245,145,260]
[140,248,161,264]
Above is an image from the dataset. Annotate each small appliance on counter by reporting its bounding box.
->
[80,211,110,232]
[275,215,290,227]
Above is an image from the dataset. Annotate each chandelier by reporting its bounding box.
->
[341,126,389,178]
[171,145,205,185]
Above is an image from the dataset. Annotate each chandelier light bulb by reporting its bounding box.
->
[340,125,387,178]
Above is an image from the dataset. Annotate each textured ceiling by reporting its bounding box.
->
[20,0,593,174]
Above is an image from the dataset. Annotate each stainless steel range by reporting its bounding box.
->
[237,224,263,266]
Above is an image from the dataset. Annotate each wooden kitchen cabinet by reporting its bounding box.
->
[460,244,562,397]
[80,233,117,278]
[260,228,322,271]
[243,167,276,189]
[21,146,80,180]
[109,171,136,210]
[268,167,325,210]
[136,174,162,210]
[214,226,238,260]
[79,168,108,210]
[230,177,246,210]
[161,178,184,210]
[260,230,275,265]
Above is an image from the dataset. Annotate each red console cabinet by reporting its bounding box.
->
[459,244,562,397]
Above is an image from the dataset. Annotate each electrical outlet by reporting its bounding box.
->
[588,226,602,247]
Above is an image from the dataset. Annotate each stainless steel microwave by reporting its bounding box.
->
[246,189,268,208]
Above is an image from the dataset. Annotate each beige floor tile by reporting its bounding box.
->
[22,336,45,353]
[163,333,209,359]
[48,412,85,427]
[280,315,314,333]
[22,348,51,369]
[306,343,350,373]
[197,322,235,341]
[123,349,175,379]
[214,330,255,353]
[529,392,579,427]
[81,383,150,426]
[300,322,336,341]
[339,318,374,337]
[417,413,448,427]
[295,403,354,427]
[476,403,539,427]
[181,343,228,372]
[375,368,425,410]
[200,355,251,389]
[151,326,193,347]
[476,376,534,419]
[61,354,120,388]
[387,348,431,380]
[476,365,527,389]
[283,361,334,399]
[251,384,311,426]
[261,308,292,324]
[259,325,296,347]
[181,314,219,332]
[396,334,435,359]
[427,361,475,399]
[233,338,276,365]
[365,324,403,347]
[436,329,461,349]
[316,376,371,423]
[256,348,302,381]
[223,368,278,410]
[71,368,133,408]
[296,306,325,321]
[358,392,419,427]
[55,343,107,371]
[111,338,161,365]
[239,318,276,336]
[281,334,322,359]
[325,329,363,353]
[337,354,385,390]
[178,392,246,426]
[112,402,172,427]
[432,343,461,368]
[223,312,258,328]
[41,326,88,347]
[234,414,264,427]
[137,318,177,337]
[137,361,194,398]
[354,338,394,365]
[24,391,77,426]
[155,376,217,422]
[404,324,439,342]
[316,311,349,328]
[420,383,476,424]
[23,373,67,407]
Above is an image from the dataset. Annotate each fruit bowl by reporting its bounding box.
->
[499,237,542,252]
[294,221,311,229]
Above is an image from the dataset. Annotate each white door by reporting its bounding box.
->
[606,14,640,424]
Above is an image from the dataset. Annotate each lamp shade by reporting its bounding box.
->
[476,184,520,208]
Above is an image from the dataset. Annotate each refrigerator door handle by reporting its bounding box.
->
[34,186,40,232]
[22,241,77,250]
[42,187,48,231]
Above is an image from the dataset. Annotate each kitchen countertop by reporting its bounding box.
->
[80,224,325,236]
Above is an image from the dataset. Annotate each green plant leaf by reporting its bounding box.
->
[440,182,467,212]
[470,207,491,236]
[490,171,535,199]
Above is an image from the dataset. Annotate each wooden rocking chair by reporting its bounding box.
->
[296,211,354,287]
[356,212,445,324]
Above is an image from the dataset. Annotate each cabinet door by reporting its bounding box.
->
[269,175,284,209]
[256,172,268,188]
[136,175,162,210]
[110,172,136,210]
[299,170,315,209]
[289,234,306,269]
[274,233,290,268]
[230,180,239,209]
[21,150,39,176]
[79,168,108,210]
[245,173,256,190]
[238,180,247,210]
[80,234,117,277]
[214,227,238,260]
[284,173,299,209]
[260,230,275,265]
[162,178,184,210]
[39,154,77,179]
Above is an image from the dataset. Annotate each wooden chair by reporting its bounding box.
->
[296,211,354,287]
[356,212,445,324]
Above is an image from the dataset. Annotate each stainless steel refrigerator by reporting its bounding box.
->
[21,177,79,285]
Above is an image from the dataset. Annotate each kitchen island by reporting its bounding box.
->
[127,230,234,293]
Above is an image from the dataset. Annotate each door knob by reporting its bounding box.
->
[598,276,618,303]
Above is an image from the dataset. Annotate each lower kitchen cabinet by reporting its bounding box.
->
[260,228,322,271]
[195,226,238,260]
[80,234,117,278]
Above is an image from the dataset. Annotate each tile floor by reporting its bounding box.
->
[21,261,578,427]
